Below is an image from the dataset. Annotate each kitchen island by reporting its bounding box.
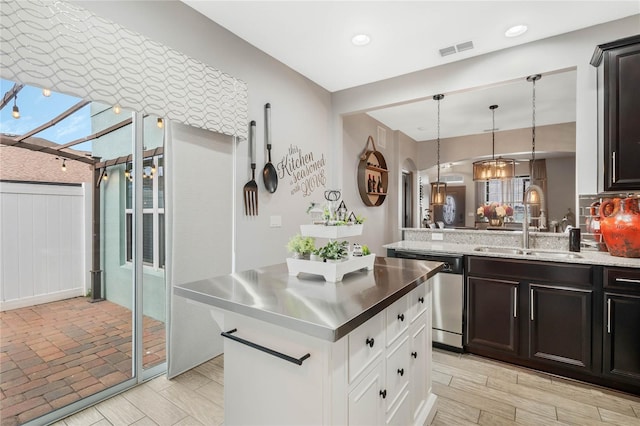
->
[175,257,444,426]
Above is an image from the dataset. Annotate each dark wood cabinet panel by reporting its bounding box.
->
[466,277,519,355]
[603,293,640,384]
[592,35,640,191]
[529,285,592,371]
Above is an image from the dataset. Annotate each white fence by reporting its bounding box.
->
[0,181,89,311]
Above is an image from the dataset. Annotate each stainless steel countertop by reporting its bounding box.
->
[174,257,443,342]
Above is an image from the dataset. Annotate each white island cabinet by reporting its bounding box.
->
[174,257,443,426]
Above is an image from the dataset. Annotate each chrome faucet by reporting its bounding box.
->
[522,184,546,249]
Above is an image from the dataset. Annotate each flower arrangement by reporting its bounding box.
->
[477,202,514,219]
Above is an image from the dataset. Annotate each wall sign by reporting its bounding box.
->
[277,144,326,198]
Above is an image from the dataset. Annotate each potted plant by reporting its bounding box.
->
[317,240,349,263]
[286,234,315,259]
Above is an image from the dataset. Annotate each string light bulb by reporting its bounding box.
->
[157,118,164,128]
[103,171,108,181]
[61,159,67,171]
[12,96,20,119]
[42,88,51,97]
[113,104,121,114]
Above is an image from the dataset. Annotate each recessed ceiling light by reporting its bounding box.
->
[351,34,371,46]
[505,25,528,38]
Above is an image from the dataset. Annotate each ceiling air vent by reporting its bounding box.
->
[439,41,474,57]
[439,46,456,57]
[456,41,474,52]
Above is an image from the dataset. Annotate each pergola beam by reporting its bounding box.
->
[0,83,24,110]
[15,100,91,142]
[0,134,96,165]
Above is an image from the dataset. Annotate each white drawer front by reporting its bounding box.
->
[409,282,428,323]
[348,311,384,384]
[386,294,409,347]
[385,335,410,411]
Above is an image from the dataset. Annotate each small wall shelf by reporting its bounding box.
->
[358,136,388,207]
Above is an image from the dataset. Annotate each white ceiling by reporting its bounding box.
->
[367,69,576,141]
[181,1,638,140]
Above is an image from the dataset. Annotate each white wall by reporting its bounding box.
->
[0,182,86,311]
[167,122,234,377]
[546,156,577,225]
[75,1,333,272]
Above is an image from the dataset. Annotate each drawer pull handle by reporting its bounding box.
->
[418,296,424,304]
[379,389,387,399]
[366,337,375,348]
[397,368,404,376]
[397,313,405,322]
[411,351,418,359]
[221,329,310,366]
[607,299,612,334]
[616,278,640,284]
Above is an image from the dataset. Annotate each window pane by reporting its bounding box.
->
[126,166,132,210]
[158,156,164,209]
[143,213,153,263]
[159,214,165,268]
[143,158,154,208]
[126,213,132,262]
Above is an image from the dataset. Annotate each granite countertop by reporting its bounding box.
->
[174,257,444,342]
[384,240,640,268]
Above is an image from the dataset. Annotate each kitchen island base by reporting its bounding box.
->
[206,280,436,425]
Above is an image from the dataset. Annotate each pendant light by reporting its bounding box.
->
[472,105,516,181]
[525,74,542,205]
[430,94,447,205]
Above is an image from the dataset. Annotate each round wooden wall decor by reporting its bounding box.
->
[357,136,388,206]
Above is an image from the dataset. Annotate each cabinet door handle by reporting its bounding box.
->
[397,368,404,376]
[366,337,375,348]
[513,287,518,318]
[616,278,640,284]
[612,151,616,182]
[607,298,612,334]
[397,313,405,322]
[379,389,387,399]
[418,296,424,304]
[530,288,534,321]
[411,351,418,359]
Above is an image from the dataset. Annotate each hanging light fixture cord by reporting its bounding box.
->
[491,105,496,160]
[527,74,541,179]
[437,96,441,184]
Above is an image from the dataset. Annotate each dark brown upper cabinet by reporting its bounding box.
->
[591,35,640,192]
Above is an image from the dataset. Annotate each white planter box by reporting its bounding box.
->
[286,254,375,282]
[300,224,364,239]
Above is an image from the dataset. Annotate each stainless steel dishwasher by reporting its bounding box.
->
[391,251,464,352]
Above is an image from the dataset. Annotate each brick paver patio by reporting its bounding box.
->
[0,297,165,425]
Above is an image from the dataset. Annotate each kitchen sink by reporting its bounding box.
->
[525,250,583,259]
[473,246,526,255]
[473,246,583,259]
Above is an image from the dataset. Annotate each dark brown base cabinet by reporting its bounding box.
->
[465,257,596,378]
[529,284,592,370]
[467,277,519,356]
[603,268,640,388]
[466,257,640,395]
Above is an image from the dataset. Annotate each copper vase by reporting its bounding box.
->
[600,196,640,258]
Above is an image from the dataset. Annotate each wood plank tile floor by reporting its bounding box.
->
[53,349,640,426]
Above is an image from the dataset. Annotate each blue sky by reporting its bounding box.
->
[0,79,93,151]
